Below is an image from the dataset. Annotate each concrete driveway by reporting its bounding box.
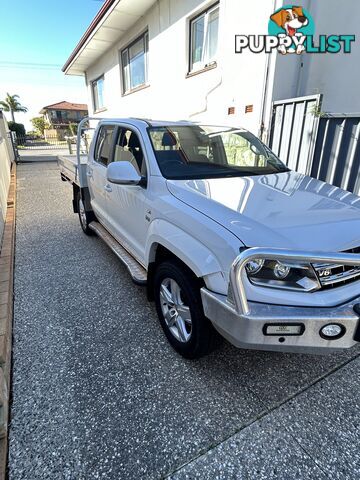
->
[8,162,360,479]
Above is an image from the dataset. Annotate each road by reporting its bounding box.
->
[8,161,360,479]
[18,148,69,163]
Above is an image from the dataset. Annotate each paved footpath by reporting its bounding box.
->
[8,162,360,479]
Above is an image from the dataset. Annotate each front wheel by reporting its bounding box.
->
[154,260,219,359]
[77,192,94,235]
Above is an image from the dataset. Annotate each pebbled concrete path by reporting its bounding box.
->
[8,162,360,479]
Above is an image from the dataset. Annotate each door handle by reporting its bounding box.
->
[104,184,112,193]
[86,168,93,177]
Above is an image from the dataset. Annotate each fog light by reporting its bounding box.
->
[320,324,345,340]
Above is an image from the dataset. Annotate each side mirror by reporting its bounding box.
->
[107,161,142,185]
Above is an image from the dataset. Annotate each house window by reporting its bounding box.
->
[190,3,219,72]
[121,32,148,93]
[92,76,105,112]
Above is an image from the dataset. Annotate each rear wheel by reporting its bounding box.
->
[77,193,94,235]
[154,260,219,359]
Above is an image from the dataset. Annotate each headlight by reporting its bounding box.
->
[245,258,265,275]
[273,262,290,279]
[245,259,320,292]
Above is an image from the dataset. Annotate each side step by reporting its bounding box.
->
[89,221,147,285]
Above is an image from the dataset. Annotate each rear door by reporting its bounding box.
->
[106,126,149,263]
[87,124,116,226]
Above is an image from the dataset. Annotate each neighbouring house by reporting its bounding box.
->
[40,101,88,140]
[62,0,360,194]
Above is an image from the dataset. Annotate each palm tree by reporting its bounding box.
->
[0,93,28,122]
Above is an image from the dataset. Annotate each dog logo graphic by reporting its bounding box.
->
[235,6,355,56]
[270,6,310,54]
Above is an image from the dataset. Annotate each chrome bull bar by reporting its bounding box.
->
[230,248,360,316]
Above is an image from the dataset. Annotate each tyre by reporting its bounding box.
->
[77,192,95,236]
[154,260,219,359]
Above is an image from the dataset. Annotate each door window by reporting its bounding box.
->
[94,125,115,166]
[113,128,147,176]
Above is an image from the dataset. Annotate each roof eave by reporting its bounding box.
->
[62,0,117,74]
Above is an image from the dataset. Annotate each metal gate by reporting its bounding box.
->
[269,94,322,175]
[15,133,73,151]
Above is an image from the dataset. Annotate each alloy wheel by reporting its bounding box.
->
[159,278,192,343]
[79,198,87,229]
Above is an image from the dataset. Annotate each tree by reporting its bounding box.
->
[0,93,28,123]
[68,122,77,136]
[31,116,47,135]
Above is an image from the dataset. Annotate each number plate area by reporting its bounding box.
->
[264,324,305,336]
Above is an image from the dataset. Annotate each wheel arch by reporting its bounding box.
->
[145,220,226,300]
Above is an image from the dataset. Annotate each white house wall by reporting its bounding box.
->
[272,0,360,113]
[85,0,277,134]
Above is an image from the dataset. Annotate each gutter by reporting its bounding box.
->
[62,0,117,73]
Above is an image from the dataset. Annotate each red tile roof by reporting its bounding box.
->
[41,101,88,112]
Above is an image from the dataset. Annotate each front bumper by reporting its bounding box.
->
[201,288,360,353]
[201,247,360,354]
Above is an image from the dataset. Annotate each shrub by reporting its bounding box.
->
[8,121,25,137]
[26,130,41,138]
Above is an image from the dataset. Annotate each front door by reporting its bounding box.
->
[106,126,149,264]
[87,124,116,227]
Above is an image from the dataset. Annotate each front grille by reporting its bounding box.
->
[313,247,360,290]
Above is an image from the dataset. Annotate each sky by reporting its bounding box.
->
[0,0,105,130]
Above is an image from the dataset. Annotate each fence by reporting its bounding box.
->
[269,94,322,176]
[311,115,360,196]
[269,96,360,196]
[15,134,73,151]
[0,112,15,240]
[14,129,95,156]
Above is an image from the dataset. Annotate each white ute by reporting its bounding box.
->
[58,117,360,358]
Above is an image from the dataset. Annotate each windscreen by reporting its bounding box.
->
[148,125,289,179]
